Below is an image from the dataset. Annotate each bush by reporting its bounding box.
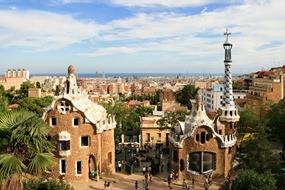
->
[232,169,277,190]
[24,179,74,190]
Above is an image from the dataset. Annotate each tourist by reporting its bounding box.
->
[142,166,146,175]
[135,180,138,190]
[160,163,164,172]
[182,179,189,190]
[118,161,122,172]
[168,175,172,189]
[145,172,149,182]
[104,181,107,190]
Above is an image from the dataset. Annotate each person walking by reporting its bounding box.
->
[168,175,172,189]
[104,180,107,190]
[145,172,149,182]
[182,179,189,190]
[142,166,146,175]
[135,180,138,190]
[118,161,122,172]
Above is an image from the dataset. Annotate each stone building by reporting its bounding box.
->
[246,69,284,116]
[43,65,116,183]
[5,68,29,80]
[160,89,187,112]
[169,30,239,181]
[140,116,170,150]
[202,84,246,112]
[0,76,24,90]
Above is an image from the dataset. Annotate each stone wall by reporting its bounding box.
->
[46,98,115,183]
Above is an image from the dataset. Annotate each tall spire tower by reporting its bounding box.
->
[219,29,239,122]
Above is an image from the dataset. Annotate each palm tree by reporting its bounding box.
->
[0,110,54,190]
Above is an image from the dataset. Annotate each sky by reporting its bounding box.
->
[0,0,284,74]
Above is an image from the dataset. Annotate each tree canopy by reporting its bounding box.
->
[100,100,153,139]
[0,110,54,189]
[238,109,258,132]
[266,100,285,146]
[240,126,280,173]
[232,169,277,190]
[157,110,190,128]
[176,85,198,109]
[0,85,8,112]
[16,81,35,98]
[15,96,53,116]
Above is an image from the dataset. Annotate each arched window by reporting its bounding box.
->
[201,132,206,144]
[196,134,200,142]
[188,152,216,173]
[180,159,184,171]
[206,134,210,141]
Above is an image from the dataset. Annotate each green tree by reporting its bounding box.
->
[266,100,285,147]
[101,100,153,139]
[24,179,73,190]
[176,85,198,109]
[240,126,280,173]
[17,81,35,98]
[238,109,258,133]
[232,169,277,190]
[35,82,41,89]
[0,110,54,190]
[157,110,190,128]
[15,96,53,116]
[0,85,8,112]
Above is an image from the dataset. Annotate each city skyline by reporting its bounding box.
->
[0,0,284,74]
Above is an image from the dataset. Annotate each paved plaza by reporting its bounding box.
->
[73,172,222,190]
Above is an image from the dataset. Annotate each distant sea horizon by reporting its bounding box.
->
[30,72,244,78]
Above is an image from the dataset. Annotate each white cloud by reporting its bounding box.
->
[53,0,225,7]
[0,10,99,50]
[0,0,284,72]
[110,0,222,7]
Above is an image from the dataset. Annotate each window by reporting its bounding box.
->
[146,133,150,142]
[173,150,179,162]
[218,129,222,135]
[76,161,82,175]
[180,159,184,171]
[201,132,206,144]
[60,159,66,174]
[206,134,210,141]
[188,152,216,174]
[81,136,89,147]
[58,100,71,114]
[196,134,200,142]
[108,152,112,164]
[157,133,161,142]
[50,117,57,126]
[73,118,80,127]
[59,141,70,151]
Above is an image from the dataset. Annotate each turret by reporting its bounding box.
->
[64,65,80,95]
[219,29,239,123]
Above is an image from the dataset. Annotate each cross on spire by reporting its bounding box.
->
[224,28,231,43]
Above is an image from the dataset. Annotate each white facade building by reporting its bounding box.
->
[203,84,246,112]
[5,69,29,80]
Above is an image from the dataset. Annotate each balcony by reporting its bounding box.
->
[59,150,71,157]
[249,86,272,92]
